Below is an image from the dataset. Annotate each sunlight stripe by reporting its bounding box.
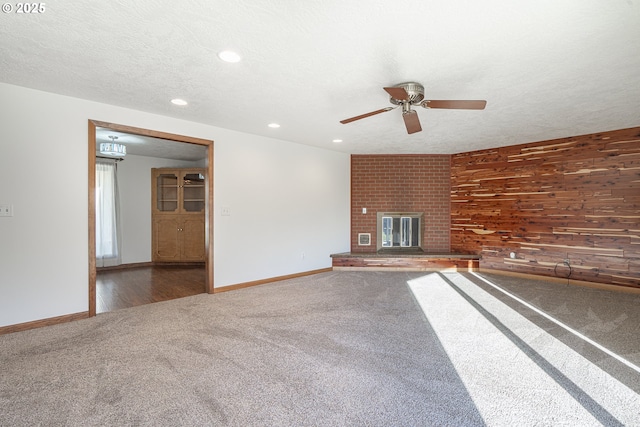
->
[469,272,640,375]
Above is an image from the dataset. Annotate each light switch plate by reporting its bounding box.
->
[0,205,13,217]
[221,207,231,216]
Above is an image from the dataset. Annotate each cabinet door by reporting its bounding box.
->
[155,171,180,214]
[153,216,181,261]
[181,216,205,261]
[181,171,205,214]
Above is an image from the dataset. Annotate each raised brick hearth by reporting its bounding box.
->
[331,252,480,271]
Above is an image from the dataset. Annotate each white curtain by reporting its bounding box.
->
[96,160,122,267]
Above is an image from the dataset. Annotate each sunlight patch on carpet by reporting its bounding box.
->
[469,272,640,375]
[407,272,638,426]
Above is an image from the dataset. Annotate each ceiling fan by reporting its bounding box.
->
[340,82,486,134]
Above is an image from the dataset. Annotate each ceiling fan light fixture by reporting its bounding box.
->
[268,123,280,128]
[332,139,343,143]
[217,50,242,63]
[171,98,188,106]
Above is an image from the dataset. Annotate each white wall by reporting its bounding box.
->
[214,130,351,286]
[117,154,203,264]
[0,82,350,327]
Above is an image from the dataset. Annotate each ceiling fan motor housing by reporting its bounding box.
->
[389,82,425,105]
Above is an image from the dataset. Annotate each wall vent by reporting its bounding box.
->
[358,233,371,246]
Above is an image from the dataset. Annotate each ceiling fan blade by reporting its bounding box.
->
[340,107,394,124]
[384,86,410,101]
[402,110,422,134]
[423,100,487,110]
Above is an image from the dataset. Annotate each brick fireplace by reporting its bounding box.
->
[350,154,451,253]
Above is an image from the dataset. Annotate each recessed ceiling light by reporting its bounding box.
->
[268,123,280,128]
[171,98,188,106]
[332,139,343,143]
[217,50,242,63]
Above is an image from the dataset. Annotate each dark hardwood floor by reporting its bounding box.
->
[96,265,206,314]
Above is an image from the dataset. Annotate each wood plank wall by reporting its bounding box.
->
[451,127,640,288]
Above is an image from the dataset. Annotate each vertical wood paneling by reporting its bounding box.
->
[451,127,640,288]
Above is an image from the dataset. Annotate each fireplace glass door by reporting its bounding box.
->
[381,215,420,248]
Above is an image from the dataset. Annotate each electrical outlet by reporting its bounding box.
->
[0,205,13,217]
[221,207,231,216]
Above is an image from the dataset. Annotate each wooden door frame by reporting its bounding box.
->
[88,120,214,316]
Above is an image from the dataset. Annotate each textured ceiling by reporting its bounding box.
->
[96,128,207,161]
[1,0,639,154]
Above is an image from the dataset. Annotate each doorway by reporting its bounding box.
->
[88,120,214,316]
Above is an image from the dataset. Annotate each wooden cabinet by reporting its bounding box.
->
[152,168,206,262]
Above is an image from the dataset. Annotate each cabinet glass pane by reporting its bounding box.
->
[157,173,178,212]
[183,172,205,212]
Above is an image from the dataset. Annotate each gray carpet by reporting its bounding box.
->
[1,271,638,426]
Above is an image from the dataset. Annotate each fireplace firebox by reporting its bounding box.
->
[376,212,424,251]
